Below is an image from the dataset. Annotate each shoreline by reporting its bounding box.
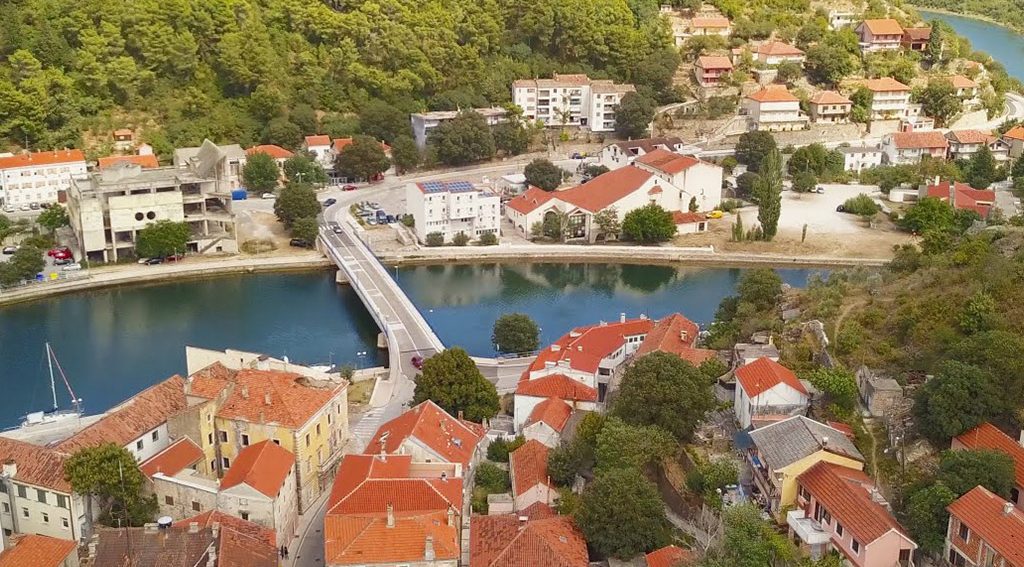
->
[914,5,1020,34]
[0,247,888,308]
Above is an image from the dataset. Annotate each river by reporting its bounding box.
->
[919,9,1024,81]
[0,265,821,427]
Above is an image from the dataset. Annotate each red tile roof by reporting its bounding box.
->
[903,27,932,41]
[809,91,852,105]
[735,357,807,398]
[510,440,553,497]
[0,149,86,170]
[798,462,912,544]
[1004,125,1024,141]
[863,77,911,92]
[526,318,654,375]
[746,85,799,103]
[636,313,717,366]
[949,75,978,89]
[57,376,189,453]
[326,511,459,565]
[0,438,71,493]
[926,181,995,218]
[634,148,701,175]
[691,17,730,28]
[365,400,484,467]
[954,423,1024,490]
[507,186,557,214]
[527,398,574,432]
[97,154,159,169]
[139,437,204,478]
[520,501,558,520]
[672,211,707,225]
[0,534,76,567]
[947,486,1024,566]
[219,440,295,498]
[646,545,694,567]
[947,129,996,145]
[246,144,294,159]
[697,56,733,70]
[891,131,948,149]
[516,374,599,401]
[173,510,278,566]
[327,454,462,514]
[860,19,904,36]
[556,166,654,213]
[756,41,804,56]
[470,515,589,567]
[305,135,331,147]
[175,510,277,547]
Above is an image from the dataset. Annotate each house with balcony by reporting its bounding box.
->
[1003,125,1024,158]
[949,75,981,107]
[790,462,916,567]
[733,357,809,430]
[882,131,949,164]
[945,486,1024,567]
[946,130,1009,162]
[743,85,809,132]
[746,417,864,518]
[512,74,634,132]
[856,19,904,52]
[808,91,853,124]
[755,42,805,67]
[863,78,912,120]
[695,56,733,88]
[902,27,931,51]
[673,16,731,45]
[0,149,87,208]
[829,10,856,29]
[951,422,1024,509]
[840,146,884,173]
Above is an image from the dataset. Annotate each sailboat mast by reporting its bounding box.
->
[46,343,57,410]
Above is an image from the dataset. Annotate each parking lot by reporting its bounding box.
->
[772,183,885,234]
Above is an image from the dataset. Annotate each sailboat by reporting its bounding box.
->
[20,343,83,428]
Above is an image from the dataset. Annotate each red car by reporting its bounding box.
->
[411,356,424,370]
[165,254,184,262]
[48,247,72,260]
[341,184,357,191]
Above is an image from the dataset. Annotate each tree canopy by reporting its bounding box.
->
[335,135,390,182]
[274,182,321,228]
[754,148,783,241]
[37,204,70,232]
[574,467,669,560]
[622,203,676,243]
[524,159,564,191]
[242,151,280,194]
[136,220,190,258]
[412,347,499,421]
[64,443,157,526]
[913,360,1004,444]
[594,416,676,474]
[938,448,1016,498]
[491,313,540,354]
[613,352,715,441]
[614,92,656,139]
[735,131,777,172]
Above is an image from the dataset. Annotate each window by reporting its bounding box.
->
[958,522,970,541]
[822,509,831,525]
[42,512,49,524]
[21,508,28,519]
[1,503,8,514]
[17,485,26,498]
[1012,487,1021,504]
[62,517,69,529]
[136,440,144,450]
[305,434,310,447]
[272,439,280,446]
[316,424,321,436]
[0,483,6,494]
[949,549,967,567]
[836,523,844,537]
[152,430,159,442]
[222,457,231,469]
[797,486,809,501]
[219,431,227,443]
[192,501,201,512]
[211,460,216,471]
[241,434,250,446]
[36,489,46,504]
[208,433,213,445]
[56,495,67,509]
[240,511,249,521]
[165,496,174,506]
[851,539,860,555]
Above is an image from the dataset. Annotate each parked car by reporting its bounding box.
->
[144,257,163,265]
[369,202,381,209]
[2,246,17,254]
[323,198,337,207]
[48,247,72,259]
[375,209,387,221]
[137,257,151,264]
[411,355,424,370]
[29,202,39,210]
[367,217,378,226]
[386,214,397,224]
[61,263,82,271]
[705,210,724,219]
[54,257,73,265]
[290,238,311,248]
[261,193,275,199]
[39,203,52,209]
[165,254,184,262]
[19,205,31,211]
[815,186,825,194]
[341,184,357,191]
[836,204,846,213]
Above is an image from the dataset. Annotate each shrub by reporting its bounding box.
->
[475,462,511,493]
[452,231,470,246]
[486,436,526,462]
[843,194,882,217]
[401,214,415,227]
[425,232,444,247]
[718,199,743,213]
[478,232,497,246]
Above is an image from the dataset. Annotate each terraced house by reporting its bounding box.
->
[0,439,87,543]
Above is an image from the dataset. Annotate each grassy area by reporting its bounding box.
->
[347,379,375,406]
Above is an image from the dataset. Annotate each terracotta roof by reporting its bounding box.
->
[756,41,804,56]
[863,77,911,92]
[470,515,589,567]
[0,149,86,170]
[175,510,277,547]
[0,534,76,567]
[327,454,462,515]
[113,128,134,137]
[1005,125,1024,141]
[139,437,204,478]
[860,19,904,36]
[949,75,978,89]
[57,376,189,453]
[97,154,159,169]
[926,181,995,218]
[890,131,948,149]
[735,357,808,398]
[527,398,574,432]
[516,374,599,402]
[697,56,733,70]
[365,400,485,467]
[947,486,1024,566]
[520,501,558,520]
[798,462,912,545]
[188,365,345,429]
[91,526,213,567]
[525,318,654,375]
[954,423,1024,490]
[636,313,717,366]
[746,85,799,103]
[691,17,730,28]
[246,144,294,159]
[903,27,932,41]
[510,440,553,497]
[304,134,331,147]
[171,511,277,567]
[556,166,654,213]
[672,211,707,225]
[0,438,71,492]
[219,440,294,498]
[326,511,459,565]
[332,137,391,154]
[634,148,702,175]
[947,129,996,144]
[646,545,694,567]
[809,91,852,105]
[505,186,556,214]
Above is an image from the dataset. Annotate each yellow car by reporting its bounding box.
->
[705,210,724,219]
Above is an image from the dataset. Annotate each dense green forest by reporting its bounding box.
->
[910,0,1024,32]
[0,0,680,156]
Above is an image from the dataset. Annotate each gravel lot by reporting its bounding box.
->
[765,183,884,235]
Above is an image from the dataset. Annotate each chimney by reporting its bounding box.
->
[188,522,200,534]
[447,506,455,526]
[185,376,193,395]
[264,393,272,406]
[458,410,464,420]
[620,313,626,323]
[1005,501,1015,516]
[240,386,249,399]
[387,503,395,528]
[821,436,829,447]
[680,330,688,342]
[424,535,435,561]
[211,522,220,539]
[517,515,529,531]
[2,458,16,479]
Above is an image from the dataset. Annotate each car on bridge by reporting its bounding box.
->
[411,355,424,370]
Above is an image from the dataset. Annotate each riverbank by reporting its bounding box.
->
[913,5,1019,33]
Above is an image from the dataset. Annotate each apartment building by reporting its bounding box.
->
[173,142,246,193]
[808,91,853,124]
[695,56,733,88]
[744,85,809,131]
[856,19,904,52]
[945,486,1024,567]
[411,108,508,149]
[0,439,87,544]
[0,150,87,208]
[405,180,500,243]
[863,78,912,120]
[946,130,1009,161]
[512,74,635,132]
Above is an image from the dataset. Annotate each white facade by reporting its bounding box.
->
[828,11,856,29]
[521,421,561,449]
[126,424,172,462]
[410,108,508,149]
[513,75,635,132]
[172,143,246,192]
[869,90,911,120]
[218,466,298,540]
[841,147,884,172]
[514,393,598,433]
[744,90,809,132]
[634,158,724,213]
[0,151,87,207]
[599,139,688,170]
[0,480,86,543]
[405,181,500,243]
[734,382,810,430]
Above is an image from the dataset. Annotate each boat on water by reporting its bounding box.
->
[20,343,83,428]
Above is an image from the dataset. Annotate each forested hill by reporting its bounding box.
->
[910,0,1024,32]
[0,0,680,156]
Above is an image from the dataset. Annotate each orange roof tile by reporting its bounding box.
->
[520,501,558,520]
[526,318,655,375]
[527,398,574,432]
[863,77,911,92]
[947,486,1024,566]
[174,510,277,548]
[470,515,589,567]
[948,75,978,89]
[691,17,730,28]
[326,511,459,565]
[735,357,807,398]
[365,400,484,467]
[672,211,707,225]
[57,376,189,453]
[507,186,557,214]
[926,181,994,218]
[327,454,462,514]
[557,166,654,213]
[809,91,852,105]
[0,534,76,567]
[113,129,134,137]
[220,440,294,498]
[646,545,694,567]
[0,149,86,170]
[305,135,331,147]
[798,462,912,544]
[516,374,598,402]
[903,27,932,41]
[635,148,702,175]
[746,85,799,103]
[0,438,71,493]
[217,521,279,567]
[97,154,159,169]
[511,440,553,497]
[954,423,1024,490]
[946,130,996,145]
[861,19,904,36]
[139,437,204,478]
[756,41,804,56]
[697,56,733,70]
[1005,125,1024,141]
[636,313,717,366]
[246,144,294,159]
[891,131,948,149]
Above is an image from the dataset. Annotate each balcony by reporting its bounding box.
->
[787,510,831,560]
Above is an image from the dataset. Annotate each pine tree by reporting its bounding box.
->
[754,148,783,241]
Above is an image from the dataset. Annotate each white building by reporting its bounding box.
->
[405,180,500,243]
[948,75,981,108]
[512,74,635,132]
[302,135,333,170]
[410,108,508,149]
[863,78,912,120]
[173,141,246,192]
[808,91,852,124]
[839,146,884,173]
[733,357,810,430]
[828,10,856,29]
[755,42,805,66]
[946,130,1010,161]
[673,16,732,45]
[0,150,87,208]
[743,85,808,132]
[882,131,949,164]
[0,439,88,543]
[856,19,904,52]
[599,137,688,170]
